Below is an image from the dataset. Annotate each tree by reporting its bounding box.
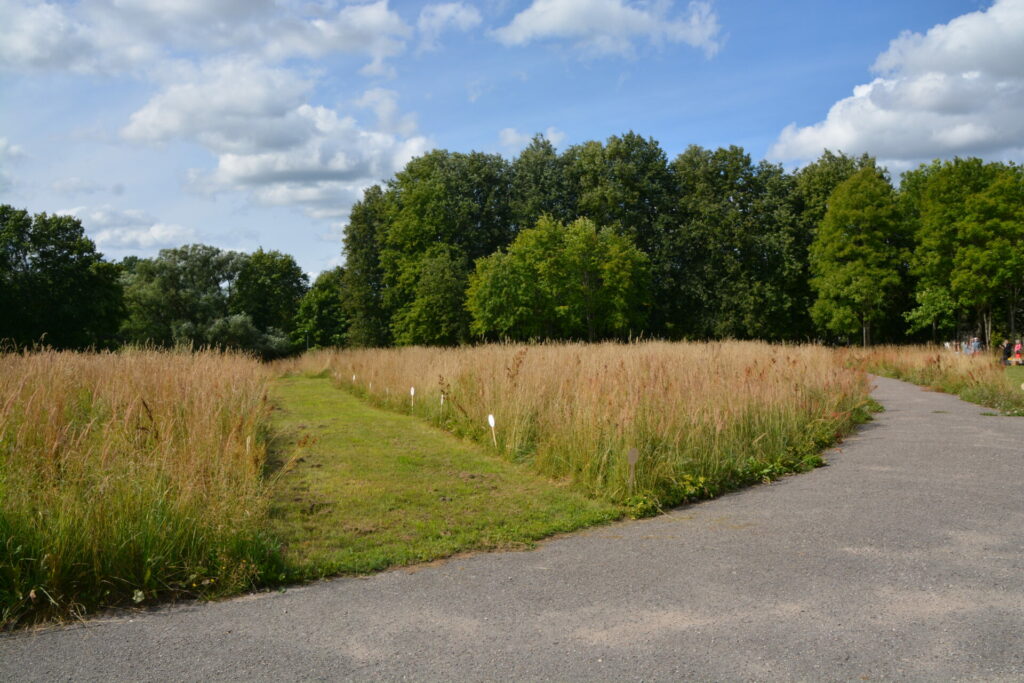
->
[120,244,246,347]
[467,217,650,342]
[292,267,349,349]
[951,164,1024,343]
[906,157,1005,344]
[0,206,123,349]
[510,134,571,230]
[380,150,514,344]
[809,167,905,346]
[229,248,308,338]
[667,146,807,340]
[390,245,470,346]
[342,185,393,348]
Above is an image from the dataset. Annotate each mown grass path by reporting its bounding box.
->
[267,375,620,577]
[2,375,1022,681]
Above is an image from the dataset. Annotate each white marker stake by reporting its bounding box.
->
[352,374,356,383]
[488,414,497,447]
[410,386,415,409]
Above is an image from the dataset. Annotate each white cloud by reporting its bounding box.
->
[417,2,482,52]
[67,205,196,249]
[491,0,721,57]
[0,0,410,77]
[122,58,315,153]
[356,88,419,137]
[499,126,566,151]
[770,0,1024,166]
[265,0,412,78]
[121,58,431,219]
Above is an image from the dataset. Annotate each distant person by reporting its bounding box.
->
[961,339,971,355]
[971,337,982,355]
[1015,339,1023,365]
[1002,339,1012,366]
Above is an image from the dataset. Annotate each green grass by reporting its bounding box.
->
[267,375,622,577]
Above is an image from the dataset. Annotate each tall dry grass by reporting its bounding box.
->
[0,349,283,627]
[285,341,873,514]
[846,345,1024,414]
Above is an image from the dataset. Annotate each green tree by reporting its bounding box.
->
[510,134,571,230]
[120,244,246,347]
[380,150,514,344]
[667,146,807,339]
[342,185,393,347]
[229,248,308,337]
[907,157,1007,345]
[0,206,123,349]
[467,217,650,342]
[390,245,470,346]
[951,163,1024,343]
[809,166,905,346]
[293,267,349,349]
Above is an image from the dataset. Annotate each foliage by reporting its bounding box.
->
[229,248,308,337]
[467,217,650,341]
[809,166,906,345]
[342,185,392,348]
[121,244,300,357]
[380,150,515,345]
[0,206,123,349]
[669,145,810,339]
[292,267,349,349]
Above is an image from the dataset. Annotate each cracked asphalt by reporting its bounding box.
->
[2,375,1022,681]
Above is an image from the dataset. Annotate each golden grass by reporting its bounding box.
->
[846,345,1024,415]
[0,349,283,627]
[282,341,873,513]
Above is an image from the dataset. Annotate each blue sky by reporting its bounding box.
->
[1,0,1022,275]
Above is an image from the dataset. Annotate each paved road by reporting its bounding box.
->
[3,376,1023,681]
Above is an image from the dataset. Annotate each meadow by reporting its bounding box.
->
[849,345,1024,415]
[0,350,283,627]
[2,341,879,627]
[285,342,875,514]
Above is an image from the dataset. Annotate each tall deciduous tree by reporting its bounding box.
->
[809,167,905,346]
[230,248,308,338]
[342,185,393,348]
[0,206,123,349]
[467,217,649,342]
[907,157,1006,344]
[381,150,514,344]
[292,267,349,349]
[668,146,807,340]
[510,134,571,230]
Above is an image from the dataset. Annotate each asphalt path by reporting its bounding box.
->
[3,375,1022,681]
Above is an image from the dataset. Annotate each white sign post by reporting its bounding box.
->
[488,414,497,447]
[410,386,415,409]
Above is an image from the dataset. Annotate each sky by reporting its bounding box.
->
[1,0,1022,276]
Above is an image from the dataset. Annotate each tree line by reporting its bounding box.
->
[2,133,1022,354]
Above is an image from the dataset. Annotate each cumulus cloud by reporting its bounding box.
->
[265,0,412,78]
[499,126,566,150]
[68,205,196,249]
[122,58,315,153]
[122,58,431,219]
[417,2,482,52]
[0,0,410,77]
[769,0,1024,166]
[491,0,721,57]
